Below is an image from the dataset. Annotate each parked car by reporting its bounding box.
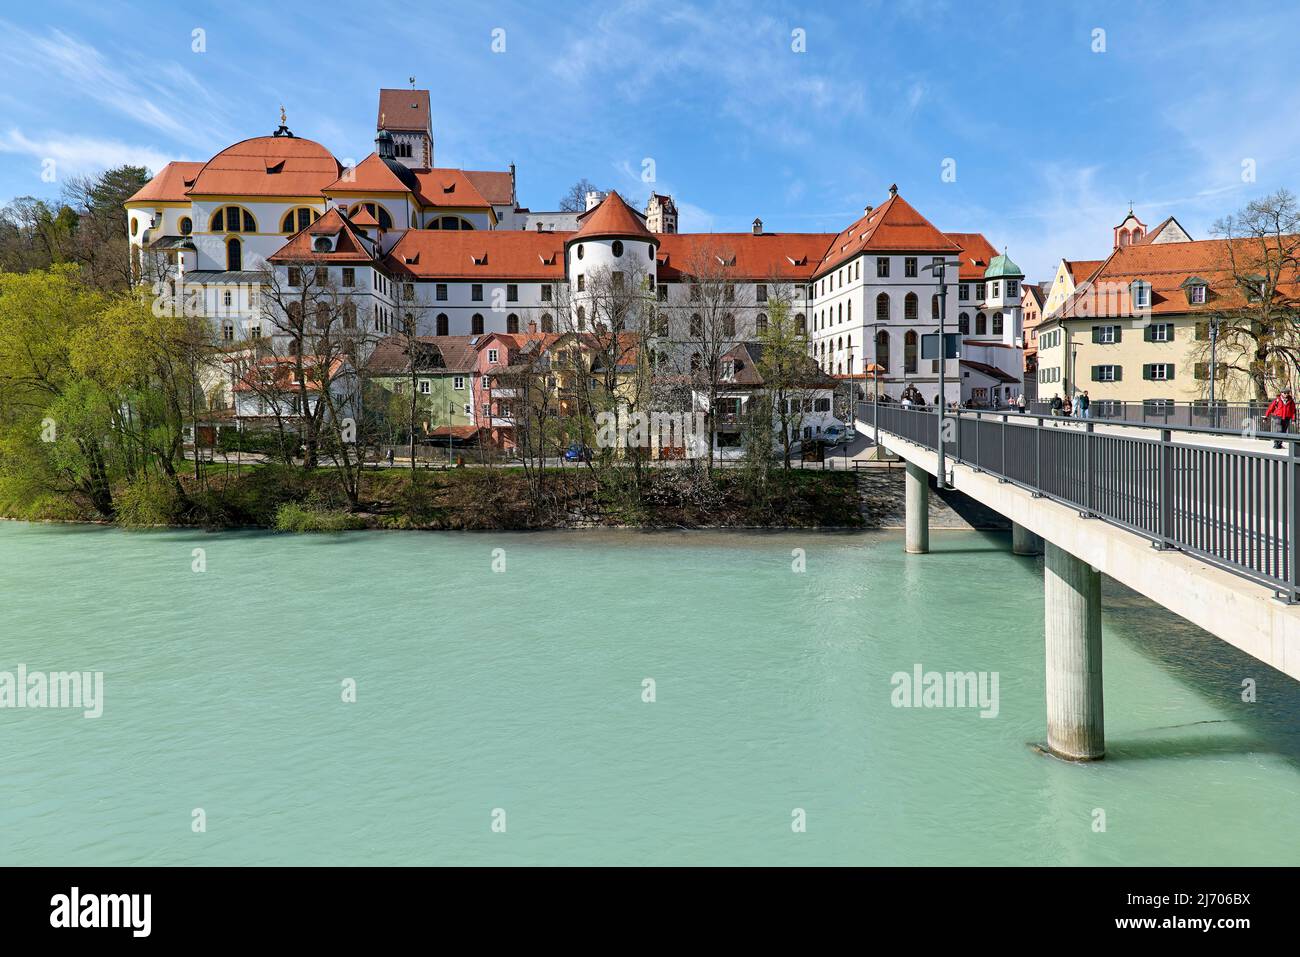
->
[563,443,593,462]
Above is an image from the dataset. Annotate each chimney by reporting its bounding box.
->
[888,183,899,198]
[863,205,873,216]
[752,217,763,235]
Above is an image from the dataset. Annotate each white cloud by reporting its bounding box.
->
[0,129,179,181]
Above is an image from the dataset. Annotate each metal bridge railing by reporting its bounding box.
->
[860,402,1299,601]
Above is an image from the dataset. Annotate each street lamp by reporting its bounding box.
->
[921,258,963,489]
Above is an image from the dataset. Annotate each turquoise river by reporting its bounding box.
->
[2,521,1298,866]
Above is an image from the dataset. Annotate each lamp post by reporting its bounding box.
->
[921,258,963,490]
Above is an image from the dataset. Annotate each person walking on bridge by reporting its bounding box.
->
[1266,388,1296,448]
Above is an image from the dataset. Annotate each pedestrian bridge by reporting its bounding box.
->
[858,402,1300,761]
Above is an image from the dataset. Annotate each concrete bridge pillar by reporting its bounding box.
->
[1044,542,1105,760]
[904,462,929,554]
[1012,522,1043,556]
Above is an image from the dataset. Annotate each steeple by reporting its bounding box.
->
[273,104,294,138]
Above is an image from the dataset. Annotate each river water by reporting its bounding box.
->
[1,521,1297,866]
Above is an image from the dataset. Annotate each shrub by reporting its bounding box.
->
[114,474,184,527]
[273,502,366,533]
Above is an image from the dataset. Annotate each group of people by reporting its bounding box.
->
[1049,392,1092,419]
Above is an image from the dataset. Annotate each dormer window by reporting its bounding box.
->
[721,359,735,379]
[313,237,333,253]
[1181,276,1209,305]
[1131,280,1152,309]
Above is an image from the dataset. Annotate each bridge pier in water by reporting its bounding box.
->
[1012,522,1043,556]
[904,462,929,554]
[1043,542,1105,760]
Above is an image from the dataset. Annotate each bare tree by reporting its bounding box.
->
[756,280,818,468]
[675,239,742,471]
[559,178,603,212]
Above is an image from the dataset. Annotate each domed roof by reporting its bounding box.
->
[189,134,342,197]
[571,191,653,242]
[984,249,1022,279]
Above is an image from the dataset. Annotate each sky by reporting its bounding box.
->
[1,0,1298,282]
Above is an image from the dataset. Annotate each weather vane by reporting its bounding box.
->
[280,104,287,126]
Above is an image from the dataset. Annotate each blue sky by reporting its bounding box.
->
[1,0,1298,281]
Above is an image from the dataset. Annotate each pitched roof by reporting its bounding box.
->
[377,88,431,132]
[1056,237,1300,320]
[267,207,377,264]
[385,230,568,280]
[463,170,514,206]
[126,161,205,204]
[325,152,419,194]
[572,191,653,241]
[188,135,342,197]
[364,335,479,374]
[817,191,961,277]
[1065,259,1104,285]
[945,232,999,280]
[960,359,1020,384]
[1137,215,1193,245]
[1023,283,1047,308]
[410,168,493,209]
[232,355,350,394]
[717,342,836,389]
[656,233,835,282]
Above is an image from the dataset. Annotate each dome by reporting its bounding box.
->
[570,191,654,242]
[984,250,1022,279]
[188,135,342,197]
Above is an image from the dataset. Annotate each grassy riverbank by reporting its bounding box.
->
[1,462,865,531]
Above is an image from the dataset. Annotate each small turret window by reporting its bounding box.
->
[612,240,624,257]
[179,217,192,235]
[576,244,585,260]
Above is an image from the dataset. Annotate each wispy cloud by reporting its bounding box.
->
[0,129,180,182]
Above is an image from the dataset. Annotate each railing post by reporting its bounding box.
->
[1001,414,1008,480]
[1158,428,1173,548]
[1034,416,1042,495]
[1289,441,1299,602]
[1083,421,1094,516]
[974,412,981,470]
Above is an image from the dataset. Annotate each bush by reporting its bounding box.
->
[114,474,184,527]
[273,502,366,533]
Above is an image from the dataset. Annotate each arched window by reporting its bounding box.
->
[436,313,449,336]
[932,295,940,320]
[576,306,586,330]
[211,206,256,233]
[958,312,970,335]
[689,314,703,338]
[756,312,768,334]
[876,293,890,323]
[348,202,393,230]
[838,303,843,323]
[342,302,357,329]
[795,313,806,335]
[471,313,484,335]
[722,314,735,337]
[315,303,330,329]
[904,330,918,374]
[875,329,889,373]
[179,217,193,236]
[507,313,519,334]
[226,237,242,271]
[847,301,852,322]
[975,312,987,335]
[281,207,318,234]
[541,313,554,333]
[429,215,474,230]
[992,312,1004,336]
[904,292,919,321]
[837,336,843,351]
[221,320,234,342]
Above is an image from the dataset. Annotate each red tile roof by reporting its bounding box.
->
[232,355,350,394]
[377,89,431,132]
[385,230,568,280]
[126,161,205,204]
[365,334,479,374]
[817,192,960,277]
[188,135,342,197]
[1065,259,1104,285]
[572,191,653,241]
[463,170,513,206]
[267,207,377,264]
[1057,237,1300,319]
[325,153,416,194]
[656,233,835,282]
[944,232,999,280]
[411,169,491,209]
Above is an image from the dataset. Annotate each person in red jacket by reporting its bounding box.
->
[1265,388,1296,448]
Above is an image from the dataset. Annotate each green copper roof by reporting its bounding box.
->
[984,250,1023,279]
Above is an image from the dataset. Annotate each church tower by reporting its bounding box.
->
[377,85,433,169]
[1113,206,1147,249]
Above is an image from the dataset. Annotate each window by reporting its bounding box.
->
[756,284,767,302]
[211,206,256,232]
[542,313,555,333]
[1132,281,1152,308]
[931,296,940,320]
[1143,363,1174,381]
[221,320,234,342]
[472,314,484,335]
[436,313,449,336]
[577,306,586,330]
[904,293,918,321]
[403,283,415,301]
[482,376,491,389]
[1091,365,1121,382]
[1146,323,1173,343]
[721,359,735,379]
[975,312,987,336]
[436,283,448,301]
[577,275,585,292]
[540,285,550,302]
[1188,283,1207,304]
[1006,280,1018,298]
[223,290,232,307]
[342,268,355,287]
[179,217,192,236]
[576,244,584,259]
[689,314,703,338]
[507,284,518,302]
[876,257,890,278]
[722,314,735,336]
[453,376,465,390]
[958,284,969,301]
[612,272,624,290]
[471,283,483,302]
[611,240,624,257]
[281,208,316,234]
[1092,325,1121,344]
[756,312,768,334]
[904,257,917,278]
[724,284,735,301]
[991,281,1000,298]
[506,314,519,334]
[226,237,242,271]
[904,331,918,374]
[876,293,890,322]
[796,313,806,335]
[958,313,970,335]
[419,380,431,395]
[992,312,1003,336]
[657,284,668,301]
[875,329,889,372]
